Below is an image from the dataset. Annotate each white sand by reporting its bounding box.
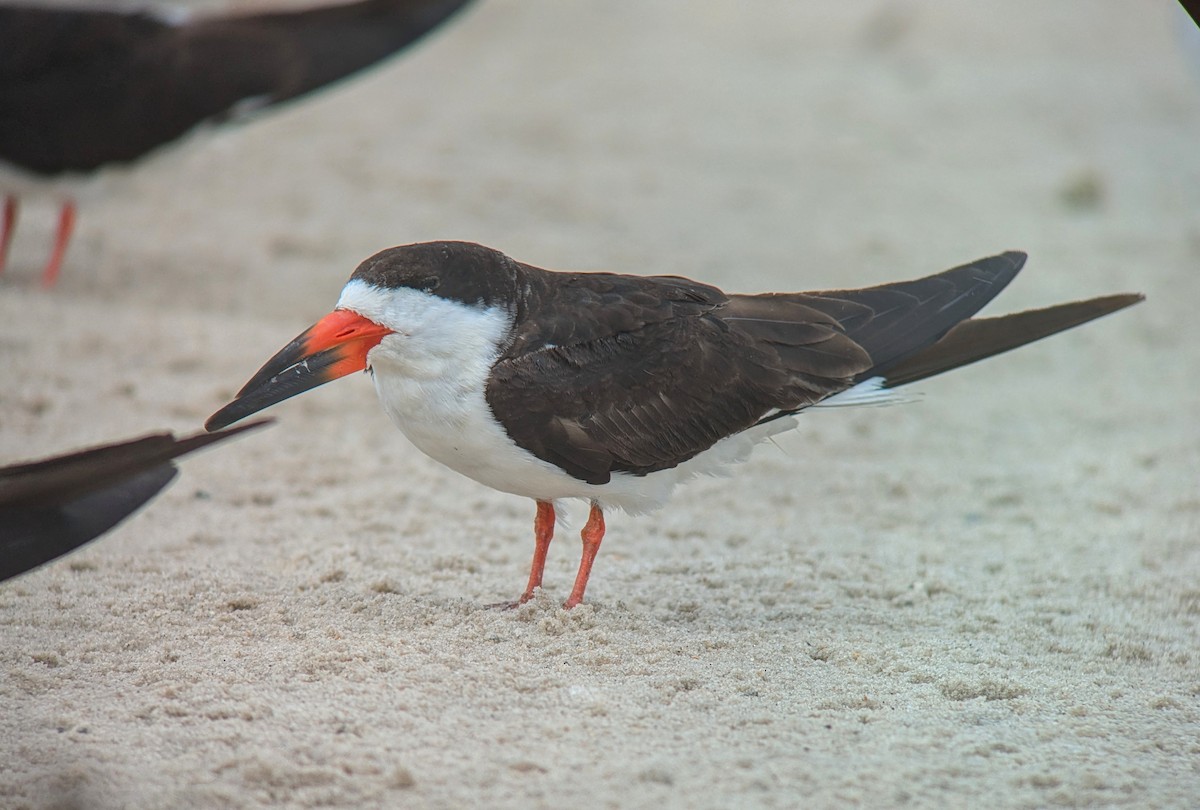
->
[2,2,1198,807]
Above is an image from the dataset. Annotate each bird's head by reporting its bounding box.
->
[205,241,518,432]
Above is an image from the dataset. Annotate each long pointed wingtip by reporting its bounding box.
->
[879,290,1144,389]
[181,417,274,452]
[1106,292,1146,309]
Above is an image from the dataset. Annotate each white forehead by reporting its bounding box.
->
[336,278,512,353]
[336,278,407,323]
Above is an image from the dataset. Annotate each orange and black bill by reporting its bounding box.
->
[206,310,391,431]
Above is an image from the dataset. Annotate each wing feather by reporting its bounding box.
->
[485,252,1029,484]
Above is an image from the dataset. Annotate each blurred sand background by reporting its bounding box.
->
[2,1,1199,807]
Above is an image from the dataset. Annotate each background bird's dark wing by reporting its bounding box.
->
[486,254,1030,484]
[214,0,476,105]
[0,465,178,583]
[0,420,270,582]
[0,0,474,174]
[0,6,165,81]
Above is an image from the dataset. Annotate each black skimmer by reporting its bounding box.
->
[205,242,1142,608]
[0,420,270,582]
[0,0,475,287]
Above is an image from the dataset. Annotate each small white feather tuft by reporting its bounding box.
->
[150,6,193,26]
[813,376,911,409]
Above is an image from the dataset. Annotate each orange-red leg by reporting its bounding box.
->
[518,500,556,603]
[563,501,605,609]
[41,199,76,289]
[489,500,556,610]
[0,195,16,274]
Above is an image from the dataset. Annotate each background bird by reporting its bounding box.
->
[204,241,1142,609]
[0,0,475,287]
[0,420,270,582]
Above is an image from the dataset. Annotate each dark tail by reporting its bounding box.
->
[211,0,478,105]
[879,293,1144,388]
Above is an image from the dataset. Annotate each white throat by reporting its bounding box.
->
[336,280,575,502]
[337,279,511,390]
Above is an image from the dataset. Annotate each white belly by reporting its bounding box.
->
[372,362,798,515]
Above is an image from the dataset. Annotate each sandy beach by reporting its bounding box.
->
[2,1,1198,807]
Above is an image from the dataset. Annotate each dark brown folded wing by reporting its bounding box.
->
[486,253,1027,484]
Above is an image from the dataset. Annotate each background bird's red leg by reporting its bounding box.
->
[563,501,605,609]
[0,195,16,274]
[41,198,76,288]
